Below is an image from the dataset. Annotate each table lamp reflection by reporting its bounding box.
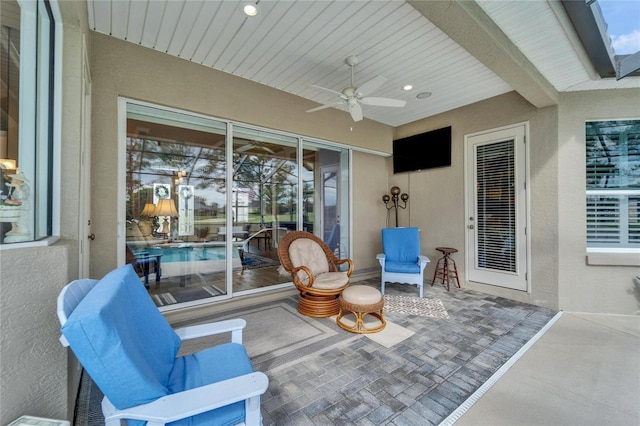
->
[140,203,156,217]
[154,198,178,236]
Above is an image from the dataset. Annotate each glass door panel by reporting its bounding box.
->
[303,140,350,260]
[231,127,298,293]
[125,103,229,308]
[302,148,316,233]
[322,167,339,253]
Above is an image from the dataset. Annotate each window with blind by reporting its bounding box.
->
[476,139,517,272]
[586,120,640,249]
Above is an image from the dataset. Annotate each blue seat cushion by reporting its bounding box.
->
[62,265,181,409]
[385,260,421,274]
[382,227,420,263]
[161,343,255,426]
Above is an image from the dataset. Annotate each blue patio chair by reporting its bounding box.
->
[57,265,268,426]
[376,227,430,298]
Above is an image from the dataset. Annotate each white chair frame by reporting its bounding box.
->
[376,254,430,298]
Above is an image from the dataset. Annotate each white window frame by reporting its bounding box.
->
[0,0,61,250]
[585,119,640,266]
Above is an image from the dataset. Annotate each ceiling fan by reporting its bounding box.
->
[235,141,275,154]
[307,55,406,122]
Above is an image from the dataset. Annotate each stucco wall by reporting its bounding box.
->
[89,33,393,278]
[0,2,89,423]
[558,89,640,314]
[394,91,560,309]
[0,244,71,423]
[352,151,391,271]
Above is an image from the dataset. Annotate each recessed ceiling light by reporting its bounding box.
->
[243,4,258,16]
[416,91,432,99]
[403,85,413,91]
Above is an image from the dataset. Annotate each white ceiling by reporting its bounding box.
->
[87,0,640,127]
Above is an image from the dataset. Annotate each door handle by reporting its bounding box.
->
[88,233,95,240]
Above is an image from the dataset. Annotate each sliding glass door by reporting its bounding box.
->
[122,100,350,310]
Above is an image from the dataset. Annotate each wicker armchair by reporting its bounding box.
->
[277,231,354,317]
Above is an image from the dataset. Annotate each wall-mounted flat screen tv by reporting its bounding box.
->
[393,126,451,174]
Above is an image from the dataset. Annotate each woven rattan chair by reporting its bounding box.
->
[278,231,354,317]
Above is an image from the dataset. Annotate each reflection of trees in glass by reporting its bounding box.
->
[232,154,296,223]
[586,120,640,190]
[303,181,314,223]
[126,137,226,220]
[126,138,154,218]
[191,148,225,192]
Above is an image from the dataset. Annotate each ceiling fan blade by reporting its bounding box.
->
[349,102,363,122]
[356,75,387,96]
[307,100,346,113]
[311,85,344,97]
[235,144,254,153]
[260,147,275,154]
[360,97,406,107]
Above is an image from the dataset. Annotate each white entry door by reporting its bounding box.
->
[465,123,528,291]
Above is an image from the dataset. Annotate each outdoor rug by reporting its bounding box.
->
[330,315,416,348]
[177,298,362,373]
[384,294,450,319]
[365,319,415,348]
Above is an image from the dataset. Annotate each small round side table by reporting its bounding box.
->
[431,247,461,291]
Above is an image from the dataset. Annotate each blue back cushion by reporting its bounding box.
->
[382,227,420,263]
[62,264,181,409]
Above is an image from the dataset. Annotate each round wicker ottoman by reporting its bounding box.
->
[336,285,386,334]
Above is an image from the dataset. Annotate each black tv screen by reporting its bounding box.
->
[393,126,451,174]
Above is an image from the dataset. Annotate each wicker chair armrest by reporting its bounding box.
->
[335,258,354,276]
[291,265,315,287]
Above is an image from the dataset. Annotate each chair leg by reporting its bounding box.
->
[451,257,461,288]
[431,257,440,287]
[432,255,458,291]
[245,395,262,425]
[381,280,385,295]
[443,256,450,291]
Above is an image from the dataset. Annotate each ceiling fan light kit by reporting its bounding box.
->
[307,55,407,122]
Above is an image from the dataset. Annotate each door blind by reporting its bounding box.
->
[476,140,517,273]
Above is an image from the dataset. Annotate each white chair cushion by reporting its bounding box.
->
[312,272,349,289]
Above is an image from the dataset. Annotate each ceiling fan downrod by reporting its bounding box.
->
[346,55,358,88]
